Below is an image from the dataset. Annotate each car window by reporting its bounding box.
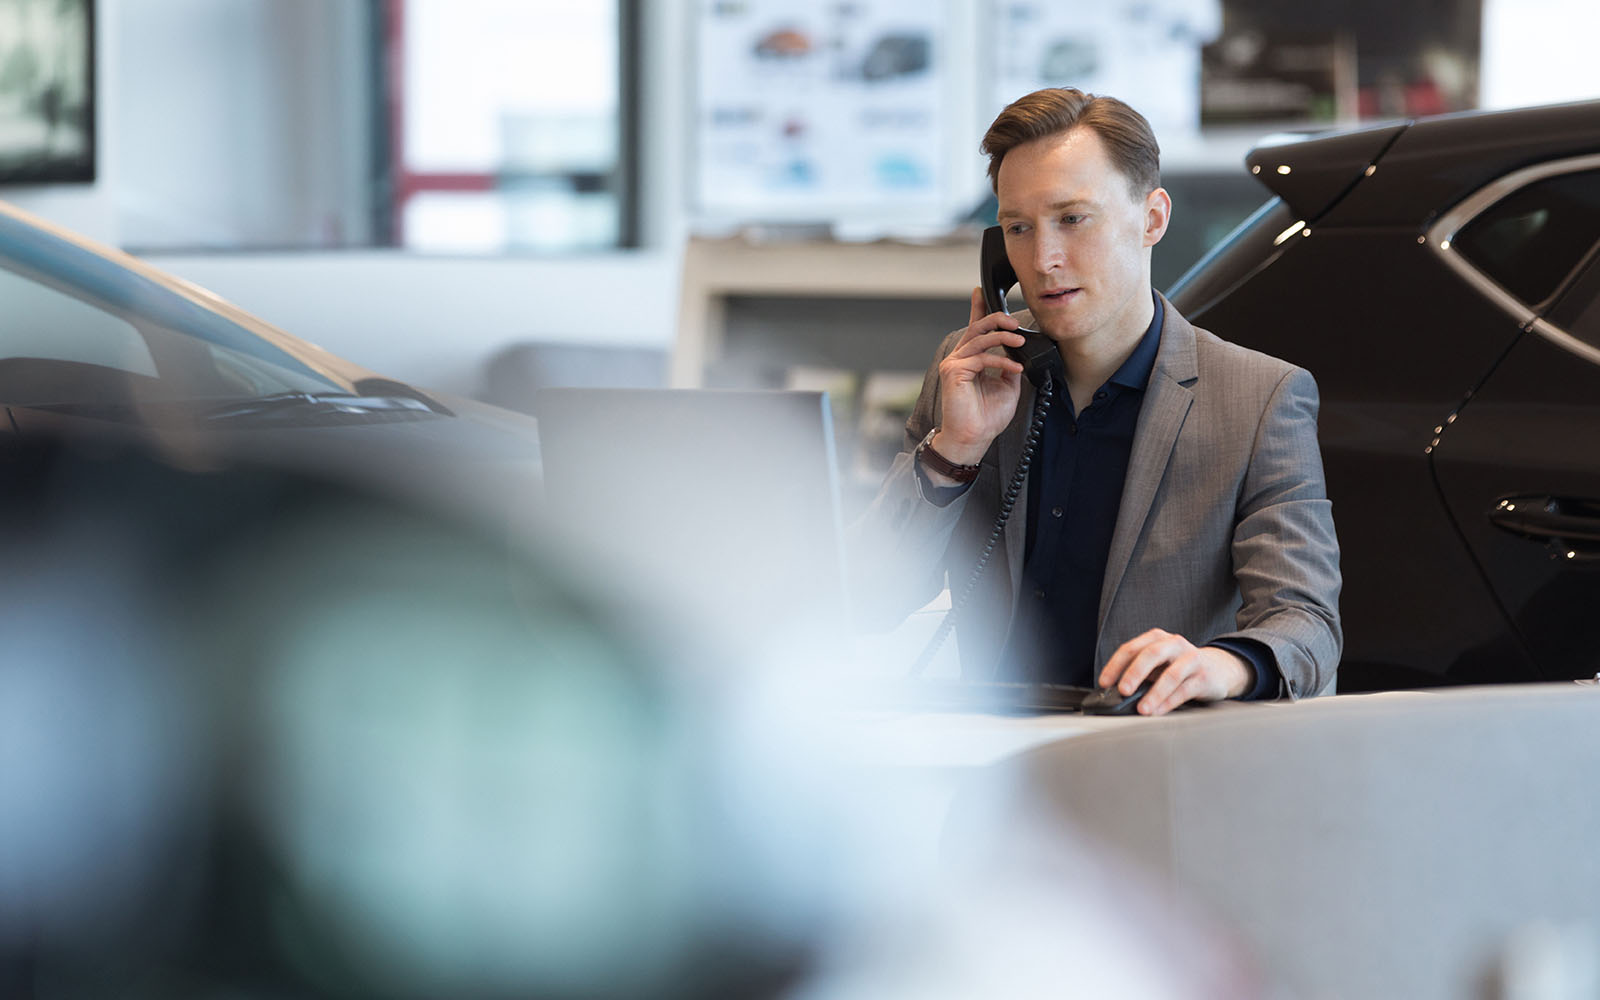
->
[200,339,348,398]
[0,255,344,408]
[0,266,158,376]
[1546,252,1600,354]
[1452,169,1600,308]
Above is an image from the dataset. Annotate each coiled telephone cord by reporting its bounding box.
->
[909,376,1053,677]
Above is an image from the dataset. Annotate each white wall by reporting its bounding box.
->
[3,0,691,398]
[1480,0,1600,110]
[112,0,374,248]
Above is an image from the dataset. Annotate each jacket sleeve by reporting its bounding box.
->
[1214,365,1343,698]
[844,330,977,632]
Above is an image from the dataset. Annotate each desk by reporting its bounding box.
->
[893,685,1600,1000]
[742,686,1600,997]
[837,682,1281,772]
[821,697,1268,883]
[839,702,1198,769]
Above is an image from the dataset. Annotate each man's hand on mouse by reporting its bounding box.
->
[1097,629,1253,715]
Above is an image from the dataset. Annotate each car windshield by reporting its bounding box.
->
[0,213,354,412]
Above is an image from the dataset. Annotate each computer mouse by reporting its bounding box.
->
[1080,678,1156,716]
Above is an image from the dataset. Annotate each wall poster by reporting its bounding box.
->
[988,0,1221,143]
[693,0,950,225]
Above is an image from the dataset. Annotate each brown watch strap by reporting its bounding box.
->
[918,437,981,483]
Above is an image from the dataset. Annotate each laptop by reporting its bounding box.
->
[535,388,1107,713]
[533,387,850,653]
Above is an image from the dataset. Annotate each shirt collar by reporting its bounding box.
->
[1107,290,1164,391]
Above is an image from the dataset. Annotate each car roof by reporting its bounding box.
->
[1246,100,1600,230]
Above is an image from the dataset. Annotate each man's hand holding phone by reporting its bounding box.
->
[924,287,1030,483]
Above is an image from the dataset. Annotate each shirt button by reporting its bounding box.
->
[1095,391,1107,400]
[1033,588,1046,599]
[1067,424,1078,436]
[1051,506,1064,518]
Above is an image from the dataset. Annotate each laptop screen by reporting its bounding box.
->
[534,388,850,656]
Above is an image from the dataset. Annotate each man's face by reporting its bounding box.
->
[995,128,1170,349]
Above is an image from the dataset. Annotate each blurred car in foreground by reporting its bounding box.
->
[0,431,1256,1000]
[0,201,806,998]
[1169,99,1600,691]
[0,199,541,527]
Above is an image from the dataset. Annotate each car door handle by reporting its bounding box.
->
[1489,495,1600,551]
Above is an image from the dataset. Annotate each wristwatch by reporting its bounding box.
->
[916,430,982,483]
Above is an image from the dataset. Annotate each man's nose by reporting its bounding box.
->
[1032,232,1066,273]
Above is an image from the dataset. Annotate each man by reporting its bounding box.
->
[851,88,1341,714]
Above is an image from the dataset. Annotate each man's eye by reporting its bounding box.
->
[1063,214,1085,225]
[1005,224,1028,236]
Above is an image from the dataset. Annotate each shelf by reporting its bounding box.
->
[672,235,979,387]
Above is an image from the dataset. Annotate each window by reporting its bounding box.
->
[1452,169,1600,309]
[0,254,343,408]
[387,0,637,253]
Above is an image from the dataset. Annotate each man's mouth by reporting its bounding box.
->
[1040,287,1081,302]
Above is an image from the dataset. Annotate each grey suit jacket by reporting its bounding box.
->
[850,293,1341,699]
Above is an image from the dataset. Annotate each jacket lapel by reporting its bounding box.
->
[1097,298,1199,630]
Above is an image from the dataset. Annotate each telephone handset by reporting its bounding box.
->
[979,225,1063,390]
[910,226,1060,677]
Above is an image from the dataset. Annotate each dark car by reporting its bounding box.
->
[1168,99,1600,691]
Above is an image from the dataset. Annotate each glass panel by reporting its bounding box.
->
[189,339,349,400]
[396,0,623,252]
[1547,254,1600,354]
[0,265,154,375]
[0,255,342,407]
[1453,169,1600,308]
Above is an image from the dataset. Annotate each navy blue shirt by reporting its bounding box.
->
[918,291,1276,698]
[999,294,1165,685]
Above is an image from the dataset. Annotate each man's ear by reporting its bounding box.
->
[1142,187,1172,248]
